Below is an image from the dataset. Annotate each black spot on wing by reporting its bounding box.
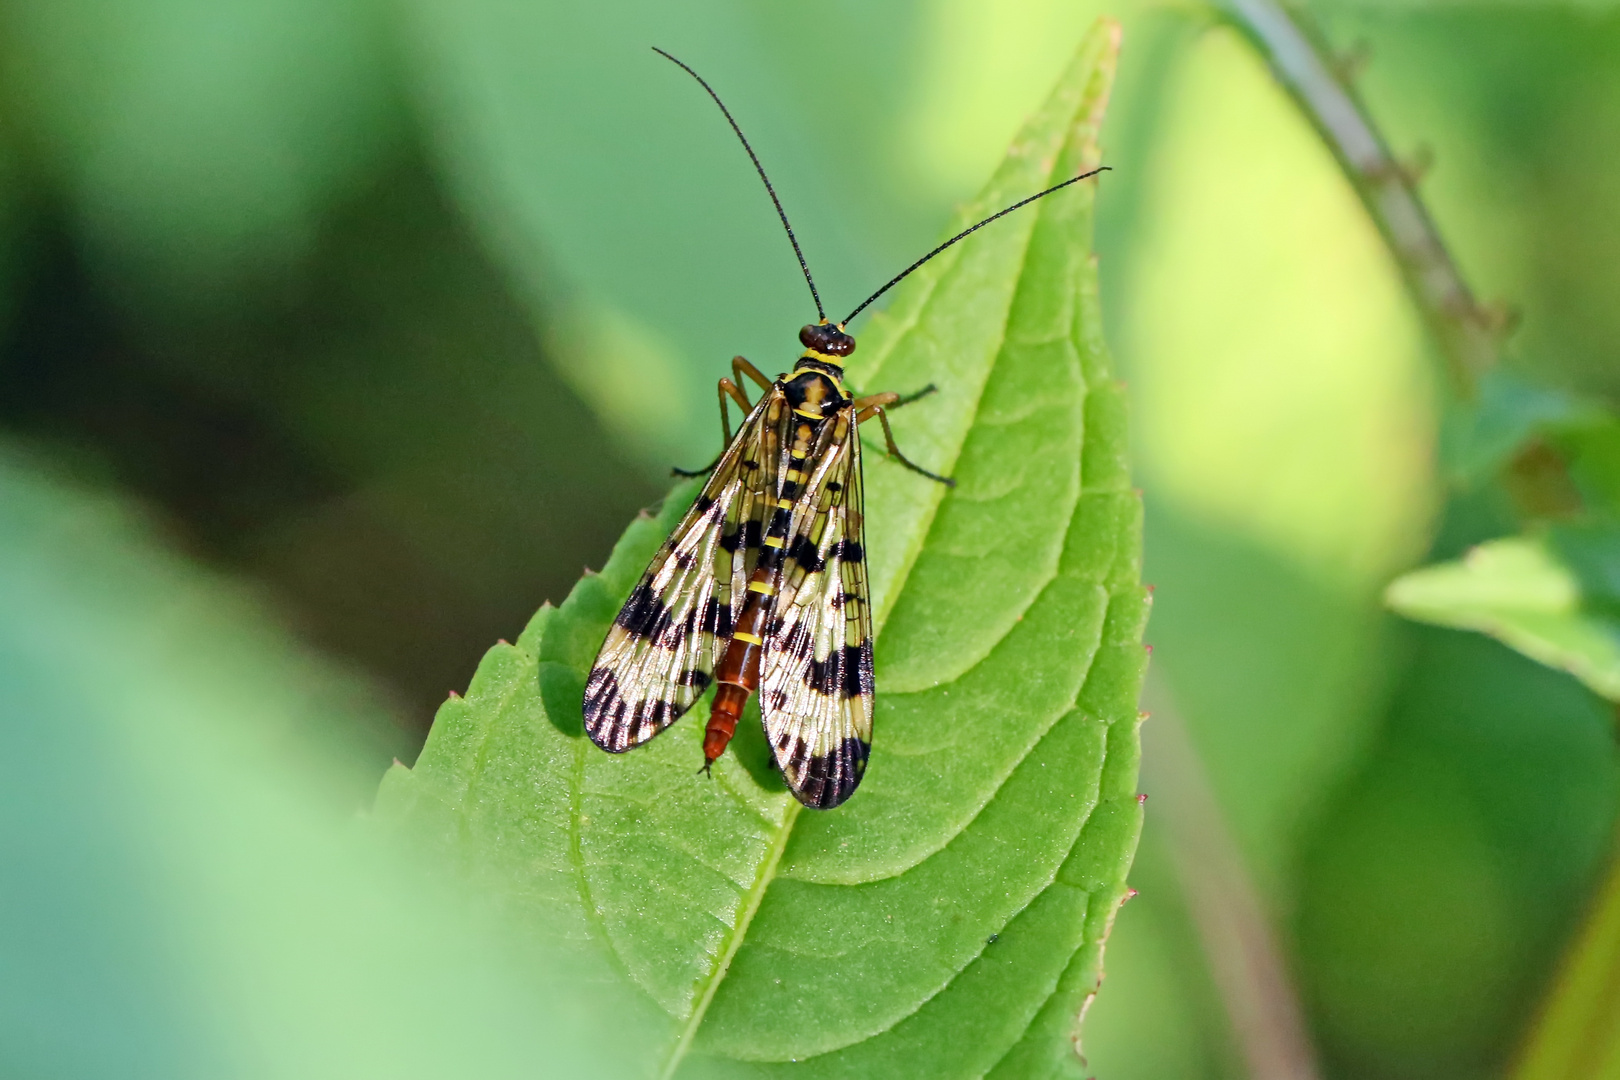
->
[677,668,712,690]
[615,581,672,640]
[583,665,688,752]
[786,533,824,573]
[800,641,875,699]
[583,666,617,722]
[831,540,864,564]
[852,639,874,697]
[781,735,870,809]
[784,625,814,660]
[699,597,733,638]
[583,667,632,752]
[639,698,672,735]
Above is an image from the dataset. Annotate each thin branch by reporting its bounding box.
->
[1142,678,1325,1080]
[1217,0,1499,397]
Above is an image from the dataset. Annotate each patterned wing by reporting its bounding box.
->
[583,388,787,751]
[759,408,874,808]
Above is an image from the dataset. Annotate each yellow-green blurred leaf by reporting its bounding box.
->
[1512,841,1620,1080]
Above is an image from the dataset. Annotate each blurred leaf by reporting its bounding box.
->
[1440,368,1609,487]
[397,0,909,462]
[401,0,1117,467]
[1111,21,1435,909]
[0,444,651,1078]
[1512,841,1620,1080]
[1314,0,1620,12]
[1551,520,1620,616]
[378,22,1148,1078]
[0,0,401,305]
[1386,532,1620,699]
[1558,416,1620,518]
[1297,625,1620,1079]
[1331,9,1620,405]
[1438,368,1620,521]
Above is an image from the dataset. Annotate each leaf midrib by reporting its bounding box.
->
[658,801,801,1080]
[643,206,1045,1072]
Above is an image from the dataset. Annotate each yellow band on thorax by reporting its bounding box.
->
[792,355,846,393]
[732,630,763,646]
[747,580,777,595]
[763,535,785,549]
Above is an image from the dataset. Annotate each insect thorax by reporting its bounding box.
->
[784,356,848,421]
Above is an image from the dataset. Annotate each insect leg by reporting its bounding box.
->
[717,379,752,443]
[855,398,955,487]
[672,378,753,477]
[732,356,774,393]
[889,383,938,409]
[672,453,724,478]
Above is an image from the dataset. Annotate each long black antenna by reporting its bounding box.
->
[653,47,826,321]
[842,166,1110,326]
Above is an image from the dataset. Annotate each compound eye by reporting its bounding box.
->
[824,332,855,357]
[799,323,856,356]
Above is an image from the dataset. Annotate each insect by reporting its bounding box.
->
[582,48,1107,808]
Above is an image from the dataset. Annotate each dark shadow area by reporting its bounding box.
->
[0,149,661,758]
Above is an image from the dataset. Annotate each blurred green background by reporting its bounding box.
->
[2,0,1617,1077]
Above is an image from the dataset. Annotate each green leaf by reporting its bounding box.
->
[1385,533,1620,700]
[1439,368,1605,487]
[1559,416,1620,519]
[1438,367,1620,514]
[378,19,1146,1078]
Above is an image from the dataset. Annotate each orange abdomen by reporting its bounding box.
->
[703,576,769,765]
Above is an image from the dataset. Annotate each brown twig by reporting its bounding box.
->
[1142,679,1325,1080]
[1217,0,1499,398]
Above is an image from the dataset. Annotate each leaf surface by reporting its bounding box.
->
[378,20,1146,1078]
[1385,532,1620,700]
